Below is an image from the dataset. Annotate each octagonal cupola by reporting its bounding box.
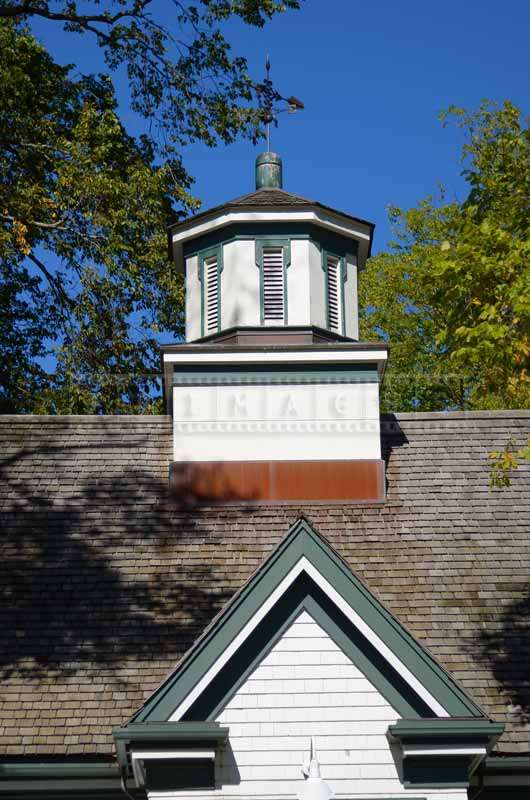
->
[168,153,375,343]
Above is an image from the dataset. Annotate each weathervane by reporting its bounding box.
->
[255,56,304,151]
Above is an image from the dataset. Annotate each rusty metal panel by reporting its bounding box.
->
[169,460,385,503]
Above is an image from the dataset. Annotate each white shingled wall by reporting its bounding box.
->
[149,610,468,800]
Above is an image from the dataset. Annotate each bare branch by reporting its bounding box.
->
[0,1,153,26]
[26,251,74,311]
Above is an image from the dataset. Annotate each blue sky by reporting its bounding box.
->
[30,0,529,252]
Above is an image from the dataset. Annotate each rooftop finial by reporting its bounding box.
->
[254,57,304,189]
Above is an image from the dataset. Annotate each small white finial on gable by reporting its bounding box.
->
[298,737,334,800]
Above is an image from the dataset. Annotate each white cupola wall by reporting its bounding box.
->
[168,153,375,343]
[183,236,359,342]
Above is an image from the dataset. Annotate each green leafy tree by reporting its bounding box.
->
[360,100,530,412]
[0,1,299,159]
[489,436,530,488]
[1,21,184,412]
[0,0,300,412]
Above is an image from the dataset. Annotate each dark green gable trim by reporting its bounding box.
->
[129,518,485,723]
[172,362,378,386]
[185,572,433,720]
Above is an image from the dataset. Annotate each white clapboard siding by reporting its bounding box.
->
[262,247,285,323]
[215,610,400,799]
[327,255,340,332]
[205,255,219,333]
[155,610,467,799]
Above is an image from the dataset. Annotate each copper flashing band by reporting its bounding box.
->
[169,459,385,503]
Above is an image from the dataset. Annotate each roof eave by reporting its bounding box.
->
[168,204,375,272]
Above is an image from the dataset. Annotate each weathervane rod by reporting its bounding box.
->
[266,55,271,151]
[255,53,304,157]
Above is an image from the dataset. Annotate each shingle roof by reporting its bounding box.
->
[168,186,375,234]
[228,187,314,206]
[0,411,529,757]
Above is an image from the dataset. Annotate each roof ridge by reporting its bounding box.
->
[389,409,530,420]
[227,186,313,205]
[0,414,172,423]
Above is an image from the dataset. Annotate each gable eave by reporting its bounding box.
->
[128,517,486,725]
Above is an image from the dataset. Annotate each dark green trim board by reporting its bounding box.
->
[255,238,291,325]
[172,363,378,386]
[389,718,504,742]
[129,517,485,724]
[0,762,122,799]
[185,573,433,721]
[0,763,118,780]
[197,244,223,337]
[112,722,228,794]
[403,755,470,789]
[389,718,505,793]
[482,757,530,775]
[113,721,229,745]
[474,791,530,800]
[145,759,214,791]
[0,792,123,799]
[182,222,358,259]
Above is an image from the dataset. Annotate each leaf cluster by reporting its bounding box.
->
[489,435,530,488]
[0,0,301,156]
[360,100,530,412]
[0,0,301,413]
[1,20,187,412]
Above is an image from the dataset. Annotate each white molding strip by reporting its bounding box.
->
[163,349,388,365]
[132,750,216,760]
[171,210,371,247]
[403,745,487,757]
[148,795,447,800]
[169,556,448,721]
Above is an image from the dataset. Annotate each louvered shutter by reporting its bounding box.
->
[327,255,341,332]
[262,246,285,323]
[204,255,219,334]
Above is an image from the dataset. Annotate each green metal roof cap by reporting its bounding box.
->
[255,151,283,189]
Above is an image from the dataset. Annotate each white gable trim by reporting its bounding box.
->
[169,556,449,721]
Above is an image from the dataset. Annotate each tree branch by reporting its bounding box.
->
[0,1,153,26]
[2,213,68,231]
[26,251,74,311]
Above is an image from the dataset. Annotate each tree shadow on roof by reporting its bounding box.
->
[473,589,530,726]
[0,437,256,683]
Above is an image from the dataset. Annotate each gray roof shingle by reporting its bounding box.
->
[0,410,529,756]
[168,186,375,234]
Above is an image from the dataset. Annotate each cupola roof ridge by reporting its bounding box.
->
[168,187,375,237]
[229,186,314,205]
